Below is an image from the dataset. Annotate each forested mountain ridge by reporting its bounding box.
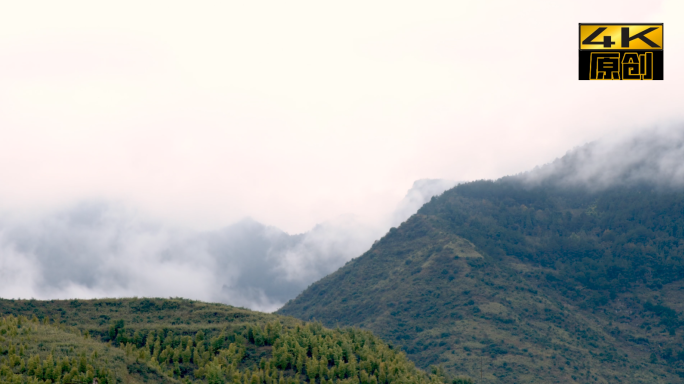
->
[279,175,684,381]
[0,298,471,384]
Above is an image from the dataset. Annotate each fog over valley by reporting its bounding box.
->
[0,179,456,312]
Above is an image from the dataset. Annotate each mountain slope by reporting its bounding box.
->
[279,179,684,383]
[0,298,469,384]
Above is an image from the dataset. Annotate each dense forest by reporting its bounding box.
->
[431,180,684,297]
[0,298,472,384]
[279,178,684,383]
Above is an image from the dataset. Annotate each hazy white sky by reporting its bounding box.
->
[0,0,680,233]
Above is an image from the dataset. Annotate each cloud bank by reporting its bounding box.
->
[0,179,454,312]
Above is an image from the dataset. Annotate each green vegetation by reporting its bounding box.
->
[0,298,470,383]
[279,180,684,383]
[0,315,123,384]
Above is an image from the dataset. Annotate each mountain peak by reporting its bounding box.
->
[280,165,684,382]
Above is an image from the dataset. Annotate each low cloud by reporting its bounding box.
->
[0,179,454,312]
[520,126,684,190]
[390,179,459,226]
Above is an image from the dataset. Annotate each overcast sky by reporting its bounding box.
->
[0,0,681,234]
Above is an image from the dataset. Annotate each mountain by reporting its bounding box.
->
[279,133,684,383]
[0,298,472,384]
[0,179,454,313]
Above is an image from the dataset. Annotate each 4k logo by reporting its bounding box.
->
[579,24,663,80]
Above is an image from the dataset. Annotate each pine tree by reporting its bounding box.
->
[206,362,225,384]
[196,330,205,344]
[173,346,181,364]
[306,357,318,381]
[78,355,87,373]
[296,354,304,374]
[319,356,329,380]
[181,343,192,364]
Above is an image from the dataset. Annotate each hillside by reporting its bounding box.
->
[279,180,684,383]
[0,298,470,383]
